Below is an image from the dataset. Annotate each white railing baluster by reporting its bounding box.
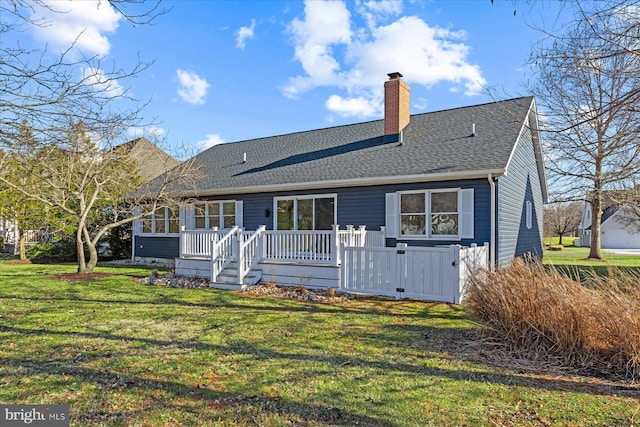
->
[210,226,240,282]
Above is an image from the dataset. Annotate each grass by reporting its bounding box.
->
[543,243,640,281]
[543,236,578,247]
[544,246,640,266]
[0,261,639,426]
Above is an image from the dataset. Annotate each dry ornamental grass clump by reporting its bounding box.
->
[464,259,640,380]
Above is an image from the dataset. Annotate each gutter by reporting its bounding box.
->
[188,168,506,198]
[488,173,496,268]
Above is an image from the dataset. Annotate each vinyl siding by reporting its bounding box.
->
[134,179,492,258]
[134,236,180,259]
[496,123,544,265]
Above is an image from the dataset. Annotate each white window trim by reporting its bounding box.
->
[273,193,337,230]
[526,200,533,230]
[190,200,237,230]
[398,189,462,240]
[139,206,181,236]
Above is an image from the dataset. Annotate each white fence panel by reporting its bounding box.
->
[341,246,398,298]
[341,244,489,303]
[363,230,385,248]
[401,247,456,302]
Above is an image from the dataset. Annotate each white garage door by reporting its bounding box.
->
[602,230,640,249]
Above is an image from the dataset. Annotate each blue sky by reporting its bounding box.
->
[16,0,570,156]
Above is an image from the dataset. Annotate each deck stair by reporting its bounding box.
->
[175,258,262,289]
[210,261,262,290]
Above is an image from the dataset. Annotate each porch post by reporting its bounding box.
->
[179,226,185,258]
[449,244,462,304]
[358,225,367,247]
[258,225,266,262]
[346,224,354,247]
[332,224,341,266]
[236,228,243,284]
[211,231,220,282]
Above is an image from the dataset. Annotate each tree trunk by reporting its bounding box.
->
[588,194,603,259]
[85,241,99,273]
[558,233,563,245]
[76,227,87,272]
[82,225,99,273]
[17,226,26,260]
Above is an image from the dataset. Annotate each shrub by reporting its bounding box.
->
[464,259,640,379]
[106,222,132,260]
[25,237,77,261]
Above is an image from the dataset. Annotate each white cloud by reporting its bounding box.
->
[350,17,486,95]
[176,70,210,105]
[198,134,225,150]
[236,19,256,49]
[357,0,403,29]
[325,94,382,117]
[127,126,166,139]
[82,67,123,97]
[32,0,121,56]
[284,0,486,118]
[284,0,352,98]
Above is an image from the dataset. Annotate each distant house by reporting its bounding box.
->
[578,195,640,249]
[132,73,548,295]
[113,137,181,182]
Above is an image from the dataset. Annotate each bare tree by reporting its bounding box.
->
[531,3,640,259]
[1,122,198,272]
[544,201,582,245]
[0,1,169,152]
[0,1,200,272]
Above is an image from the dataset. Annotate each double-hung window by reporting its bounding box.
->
[275,194,336,230]
[430,191,460,237]
[391,188,473,240]
[141,206,180,235]
[400,190,459,238]
[192,201,236,229]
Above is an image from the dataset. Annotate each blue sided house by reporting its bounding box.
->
[132,73,548,299]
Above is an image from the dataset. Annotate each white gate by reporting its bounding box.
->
[340,243,488,303]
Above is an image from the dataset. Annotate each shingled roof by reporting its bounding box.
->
[114,137,180,183]
[168,96,540,196]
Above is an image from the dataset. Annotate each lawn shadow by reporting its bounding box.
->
[0,353,398,427]
[1,324,637,399]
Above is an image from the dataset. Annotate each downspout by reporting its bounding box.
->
[488,173,496,269]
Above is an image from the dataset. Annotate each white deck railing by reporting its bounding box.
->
[238,226,266,283]
[263,229,337,264]
[180,225,383,272]
[180,228,225,258]
[211,226,240,282]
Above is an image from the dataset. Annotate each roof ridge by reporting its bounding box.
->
[216,96,534,147]
[409,96,534,117]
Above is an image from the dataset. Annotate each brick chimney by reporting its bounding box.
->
[384,72,410,141]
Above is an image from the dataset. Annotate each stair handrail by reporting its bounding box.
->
[211,226,240,283]
[237,225,266,284]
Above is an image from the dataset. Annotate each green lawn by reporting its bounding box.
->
[0,261,638,426]
[543,246,640,280]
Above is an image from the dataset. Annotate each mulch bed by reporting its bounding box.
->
[49,272,115,282]
[6,259,32,264]
[242,282,354,303]
[139,273,354,303]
